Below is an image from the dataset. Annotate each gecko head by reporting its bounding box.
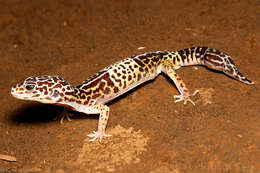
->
[11,75,75,104]
[203,48,254,85]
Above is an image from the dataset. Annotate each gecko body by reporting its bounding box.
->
[11,47,254,142]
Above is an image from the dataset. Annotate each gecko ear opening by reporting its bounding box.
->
[52,90,60,98]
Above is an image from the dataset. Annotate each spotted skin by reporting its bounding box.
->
[11,47,254,142]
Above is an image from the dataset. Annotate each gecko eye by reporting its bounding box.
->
[25,84,35,91]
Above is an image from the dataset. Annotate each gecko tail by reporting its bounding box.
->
[202,48,254,85]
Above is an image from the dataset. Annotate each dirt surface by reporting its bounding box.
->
[0,0,259,172]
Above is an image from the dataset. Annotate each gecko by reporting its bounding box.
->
[11,47,254,142]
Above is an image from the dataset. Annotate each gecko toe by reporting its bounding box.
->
[88,131,112,143]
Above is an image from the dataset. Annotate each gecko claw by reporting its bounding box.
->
[174,90,199,106]
[88,131,112,143]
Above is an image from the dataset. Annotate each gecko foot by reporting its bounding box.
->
[88,130,112,143]
[60,114,72,124]
[173,89,199,106]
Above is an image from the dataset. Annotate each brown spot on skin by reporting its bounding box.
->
[111,75,116,79]
[82,90,92,96]
[57,76,64,81]
[19,88,24,91]
[59,93,64,97]
[144,67,149,73]
[195,47,201,54]
[54,84,62,88]
[113,69,117,73]
[133,59,145,67]
[124,61,130,64]
[37,81,49,86]
[190,48,195,57]
[44,91,48,95]
[62,88,65,92]
[225,65,234,74]
[113,77,122,87]
[122,75,126,79]
[37,87,43,92]
[76,100,82,104]
[57,98,63,102]
[99,82,105,91]
[129,65,134,72]
[139,68,144,72]
[83,96,91,105]
[120,64,126,69]
[123,81,127,89]
[137,73,141,81]
[184,48,190,55]
[47,82,54,87]
[80,94,86,99]
[45,97,52,100]
[48,88,53,93]
[113,87,119,93]
[103,87,111,94]
[152,57,159,62]
[173,56,176,63]
[128,75,132,81]
[134,65,138,68]
[179,52,187,61]
[200,47,208,55]
[144,59,150,64]
[65,91,74,96]
[122,70,126,74]
[227,57,235,65]
[53,77,59,83]
[116,73,121,77]
[205,54,223,62]
[60,81,69,86]
[133,73,136,78]
[138,55,146,60]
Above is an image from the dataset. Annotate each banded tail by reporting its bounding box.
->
[176,47,254,85]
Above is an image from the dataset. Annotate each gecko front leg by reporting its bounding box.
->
[87,104,112,143]
[162,62,199,105]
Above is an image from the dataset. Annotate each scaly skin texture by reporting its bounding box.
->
[11,47,254,142]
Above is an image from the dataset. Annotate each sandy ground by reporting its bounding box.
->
[0,0,259,172]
